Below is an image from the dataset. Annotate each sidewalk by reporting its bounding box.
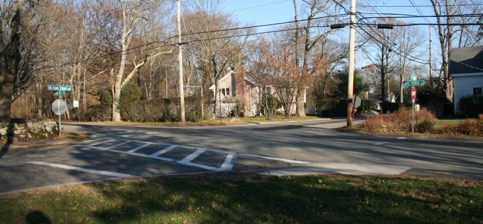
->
[258,163,411,176]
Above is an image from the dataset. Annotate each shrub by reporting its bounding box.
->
[363,108,436,133]
[315,99,346,117]
[380,102,400,114]
[86,105,111,121]
[260,94,281,119]
[363,116,385,132]
[119,97,207,122]
[414,109,437,133]
[458,95,483,118]
[121,100,165,122]
[356,100,371,115]
[119,81,142,113]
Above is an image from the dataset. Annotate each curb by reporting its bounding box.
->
[1,139,76,151]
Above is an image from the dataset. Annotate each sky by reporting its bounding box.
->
[222,0,441,70]
[223,0,438,28]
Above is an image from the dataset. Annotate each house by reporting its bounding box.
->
[209,67,307,117]
[449,46,483,114]
[208,68,258,116]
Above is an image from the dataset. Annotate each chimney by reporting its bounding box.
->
[235,66,247,116]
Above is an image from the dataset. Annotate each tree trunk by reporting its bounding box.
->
[292,0,306,117]
[0,0,24,122]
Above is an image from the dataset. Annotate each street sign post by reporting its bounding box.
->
[53,91,65,97]
[403,80,425,87]
[411,87,416,103]
[48,85,72,91]
[52,99,67,136]
[411,87,416,133]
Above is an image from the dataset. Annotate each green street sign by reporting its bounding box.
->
[48,85,72,91]
[403,80,425,87]
[53,91,65,97]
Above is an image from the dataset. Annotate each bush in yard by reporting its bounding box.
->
[84,90,113,121]
[363,108,436,133]
[121,100,165,122]
[260,94,281,119]
[415,110,437,133]
[185,96,205,122]
[315,99,346,117]
[439,114,483,137]
[363,116,385,132]
[457,95,483,118]
[356,100,371,115]
[119,81,142,114]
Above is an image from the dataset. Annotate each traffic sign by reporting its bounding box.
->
[52,99,68,115]
[411,87,416,103]
[48,85,72,91]
[403,80,425,87]
[53,91,65,97]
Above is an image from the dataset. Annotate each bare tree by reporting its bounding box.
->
[183,1,251,117]
[429,0,481,102]
[110,0,172,121]
[395,25,425,103]
[0,0,29,121]
[360,17,401,102]
[293,0,345,116]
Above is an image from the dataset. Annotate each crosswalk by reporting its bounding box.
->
[75,139,237,171]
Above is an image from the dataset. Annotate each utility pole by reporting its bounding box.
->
[429,25,433,90]
[177,0,185,122]
[347,0,356,127]
[380,44,385,103]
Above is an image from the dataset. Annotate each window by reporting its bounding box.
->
[474,87,482,96]
[263,86,272,95]
[219,88,230,96]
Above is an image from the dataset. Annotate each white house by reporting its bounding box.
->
[208,69,259,116]
[449,46,483,114]
[209,68,307,117]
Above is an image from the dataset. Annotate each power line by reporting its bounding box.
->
[360,3,482,8]
[35,1,481,73]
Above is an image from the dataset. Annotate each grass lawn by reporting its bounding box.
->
[1,173,481,223]
[434,119,465,129]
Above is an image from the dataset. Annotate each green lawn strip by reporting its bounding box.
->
[434,119,464,129]
[0,174,481,223]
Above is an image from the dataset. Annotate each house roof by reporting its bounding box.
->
[208,71,256,90]
[449,46,483,75]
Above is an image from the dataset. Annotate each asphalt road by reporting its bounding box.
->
[1,118,482,195]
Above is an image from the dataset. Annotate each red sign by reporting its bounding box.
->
[411,87,416,103]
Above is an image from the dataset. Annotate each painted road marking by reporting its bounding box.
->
[106,140,133,149]
[220,152,237,170]
[76,138,310,171]
[373,142,387,146]
[127,143,152,153]
[27,161,135,178]
[150,145,178,157]
[180,149,206,163]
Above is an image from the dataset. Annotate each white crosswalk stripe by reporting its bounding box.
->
[75,138,310,172]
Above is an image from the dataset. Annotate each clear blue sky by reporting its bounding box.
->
[224,0,296,27]
[224,0,438,29]
[223,0,436,69]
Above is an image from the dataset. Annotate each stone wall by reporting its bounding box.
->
[0,119,59,141]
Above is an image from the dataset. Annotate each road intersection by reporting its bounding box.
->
[1,119,482,195]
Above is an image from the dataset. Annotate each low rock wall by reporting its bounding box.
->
[0,119,59,141]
